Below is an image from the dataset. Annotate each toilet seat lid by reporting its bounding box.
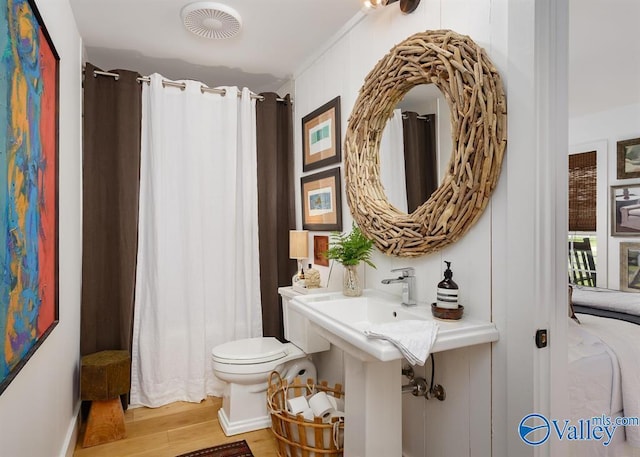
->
[212,337,287,365]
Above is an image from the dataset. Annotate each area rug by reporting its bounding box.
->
[176,440,254,457]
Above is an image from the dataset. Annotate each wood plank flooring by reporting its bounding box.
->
[73,397,278,457]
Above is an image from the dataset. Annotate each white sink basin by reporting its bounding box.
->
[290,289,499,362]
[290,288,499,456]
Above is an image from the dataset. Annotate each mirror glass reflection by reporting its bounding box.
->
[379,84,452,213]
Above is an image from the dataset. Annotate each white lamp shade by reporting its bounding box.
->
[290,230,309,260]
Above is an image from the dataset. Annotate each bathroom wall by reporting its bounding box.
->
[0,1,83,456]
[292,1,565,456]
[293,6,494,456]
[569,103,640,290]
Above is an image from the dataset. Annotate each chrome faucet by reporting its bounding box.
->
[381,267,417,306]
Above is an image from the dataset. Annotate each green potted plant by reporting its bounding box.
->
[324,223,376,296]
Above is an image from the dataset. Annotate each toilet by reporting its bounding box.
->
[211,287,330,436]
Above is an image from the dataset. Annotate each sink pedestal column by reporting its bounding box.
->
[344,353,402,456]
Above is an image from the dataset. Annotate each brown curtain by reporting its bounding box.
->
[256,93,297,340]
[81,63,142,356]
[402,112,438,213]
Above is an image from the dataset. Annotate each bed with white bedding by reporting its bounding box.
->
[569,286,640,457]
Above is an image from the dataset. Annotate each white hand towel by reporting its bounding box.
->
[364,320,439,366]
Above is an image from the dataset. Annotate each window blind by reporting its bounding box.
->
[568,151,597,232]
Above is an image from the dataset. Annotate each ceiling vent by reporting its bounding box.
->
[181,2,242,40]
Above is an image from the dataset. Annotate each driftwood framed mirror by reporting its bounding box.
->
[345,30,507,257]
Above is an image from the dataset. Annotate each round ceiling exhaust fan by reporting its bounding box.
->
[181,2,242,40]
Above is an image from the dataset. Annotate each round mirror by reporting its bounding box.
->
[379,84,452,213]
[345,30,507,257]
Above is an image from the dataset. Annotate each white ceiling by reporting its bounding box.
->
[69,0,639,116]
[569,0,640,117]
[70,0,363,93]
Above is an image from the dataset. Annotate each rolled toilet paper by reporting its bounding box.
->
[301,408,315,422]
[287,395,310,415]
[308,392,334,421]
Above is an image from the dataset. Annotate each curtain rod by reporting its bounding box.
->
[391,111,428,121]
[90,69,291,103]
[401,113,428,120]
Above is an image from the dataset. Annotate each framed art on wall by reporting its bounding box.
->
[313,235,329,267]
[302,96,341,172]
[301,168,342,231]
[611,185,640,236]
[620,242,640,292]
[0,0,60,395]
[617,137,640,179]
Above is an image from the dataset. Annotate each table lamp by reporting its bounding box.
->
[289,230,309,284]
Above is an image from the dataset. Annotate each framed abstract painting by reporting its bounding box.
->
[0,0,59,395]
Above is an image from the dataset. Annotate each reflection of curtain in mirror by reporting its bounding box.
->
[403,112,437,213]
[379,109,408,212]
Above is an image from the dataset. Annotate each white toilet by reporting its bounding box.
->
[211,287,330,436]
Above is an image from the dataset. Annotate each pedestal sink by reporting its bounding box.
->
[289,289,499,457]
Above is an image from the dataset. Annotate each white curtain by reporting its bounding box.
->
[130,74,263,407]
[379,109,407,213]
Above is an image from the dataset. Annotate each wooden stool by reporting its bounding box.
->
[81,350,131,447]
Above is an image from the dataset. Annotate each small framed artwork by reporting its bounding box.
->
[313,235,329,267]
[617,137,640,179]
[611,185,640,236]
[302,96,341,172]
[301,168,343,231]
[620,242,640,292]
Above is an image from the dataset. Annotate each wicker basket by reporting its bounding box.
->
[267,371,345,457]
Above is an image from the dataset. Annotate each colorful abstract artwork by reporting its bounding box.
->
[0,0,59,395]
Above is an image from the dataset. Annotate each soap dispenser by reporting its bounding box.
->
[436,261,459,309]
[293,266,305,287]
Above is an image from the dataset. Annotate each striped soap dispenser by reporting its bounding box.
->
[437,261,459,309]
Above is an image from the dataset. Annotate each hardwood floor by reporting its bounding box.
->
[73,397,279,457]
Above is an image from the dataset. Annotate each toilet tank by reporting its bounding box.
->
[279,287,330,354]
